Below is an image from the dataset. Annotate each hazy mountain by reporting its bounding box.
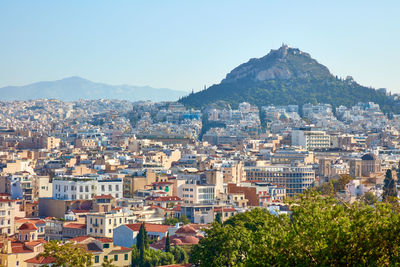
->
[180,45,399,114]
[0,76,187,102]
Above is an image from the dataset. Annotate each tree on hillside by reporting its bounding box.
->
[131,247,174,267]
[363,191,378,205]
[165,232,171,253]
[39,240,93,267]
[136,222,149,265]
[190,192,400,266]
[215,212,222,224]
[382,169,397,202]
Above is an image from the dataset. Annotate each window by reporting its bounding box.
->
[116,185,119,191]
[114,255,118,261]
[124,254,128,260]
[85,186,89,192]
[104,256,108,260]
[109,229,112,233]
[101,185,105,191]
[119,218,122,224]
[95,256,99,263]
[90,228,92,233]
[80,186,83,192]
[109,185,112,191]
[103,243,110,248]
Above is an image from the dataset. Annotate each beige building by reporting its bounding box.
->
[86,211,136,238]
[0,193,20,236]
[0,222,46,267]
[123,170,157,198]
[350,154,382,178]
[74,138,98,149]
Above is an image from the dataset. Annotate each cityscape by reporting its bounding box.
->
[1,1,399,266]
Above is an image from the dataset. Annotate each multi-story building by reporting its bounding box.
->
[86,210,136,238]
[52,176,123,200]
[291,128,330,150]
[0,193,18,236]
[245,164,315,196]
[271,147,314,165]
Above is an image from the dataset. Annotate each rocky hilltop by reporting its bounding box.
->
[179,45,399,114]
[222,44,330,83]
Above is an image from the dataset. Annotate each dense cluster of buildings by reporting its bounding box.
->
[0,98,399,266]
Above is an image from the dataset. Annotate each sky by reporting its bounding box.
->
[0,1,399,92]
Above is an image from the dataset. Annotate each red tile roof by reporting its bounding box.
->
[24,240,47,247]
[96,237,113,243]
[175,225,197,235]
[18,222,38,231]
[15,218,46,225]
[11,242,34,253]
[214,207,237,212]
[69,236,91,242]
[112,246,131,251]
[125,223,171,233]
[64,223,86,229]
[25,256,56,264]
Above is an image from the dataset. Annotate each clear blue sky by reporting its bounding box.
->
[0,1,399,92]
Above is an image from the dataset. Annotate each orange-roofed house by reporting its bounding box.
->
[0,222,47,267]
[113,223,171,248]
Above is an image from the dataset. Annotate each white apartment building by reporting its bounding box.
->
[178,182,216,205]
[52,176,123,200]
[86,210,136,238]
[0,193,23,236]
[245,164,315,197]
[291,128,330,150]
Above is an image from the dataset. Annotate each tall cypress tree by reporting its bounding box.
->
[383,169,397,201]
[215,212,222,224]
[165,232,171,253]
[136,223,148,265]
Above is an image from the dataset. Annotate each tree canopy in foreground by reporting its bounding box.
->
[190,192,400,266]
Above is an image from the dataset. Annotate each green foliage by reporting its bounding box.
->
[101,258,116,267]
[215,212,222,224]
[136,222,149,265]
[170,246,189,264]
[165,215,190,225]
[314,174,353,196]
[190,192,400,266]
[39,240,93,267]
[363,191,378,205]
[165,232,171,253]
[179,75,400,114]
[131,247,174,267]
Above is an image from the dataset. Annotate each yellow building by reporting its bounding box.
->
[0,222,46,267]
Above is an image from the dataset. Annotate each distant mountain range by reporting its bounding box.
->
[0,76,187,102]
[180,45,400,114]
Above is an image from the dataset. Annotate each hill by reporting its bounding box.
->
[0,76,186,102]
[179,45,399,114]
